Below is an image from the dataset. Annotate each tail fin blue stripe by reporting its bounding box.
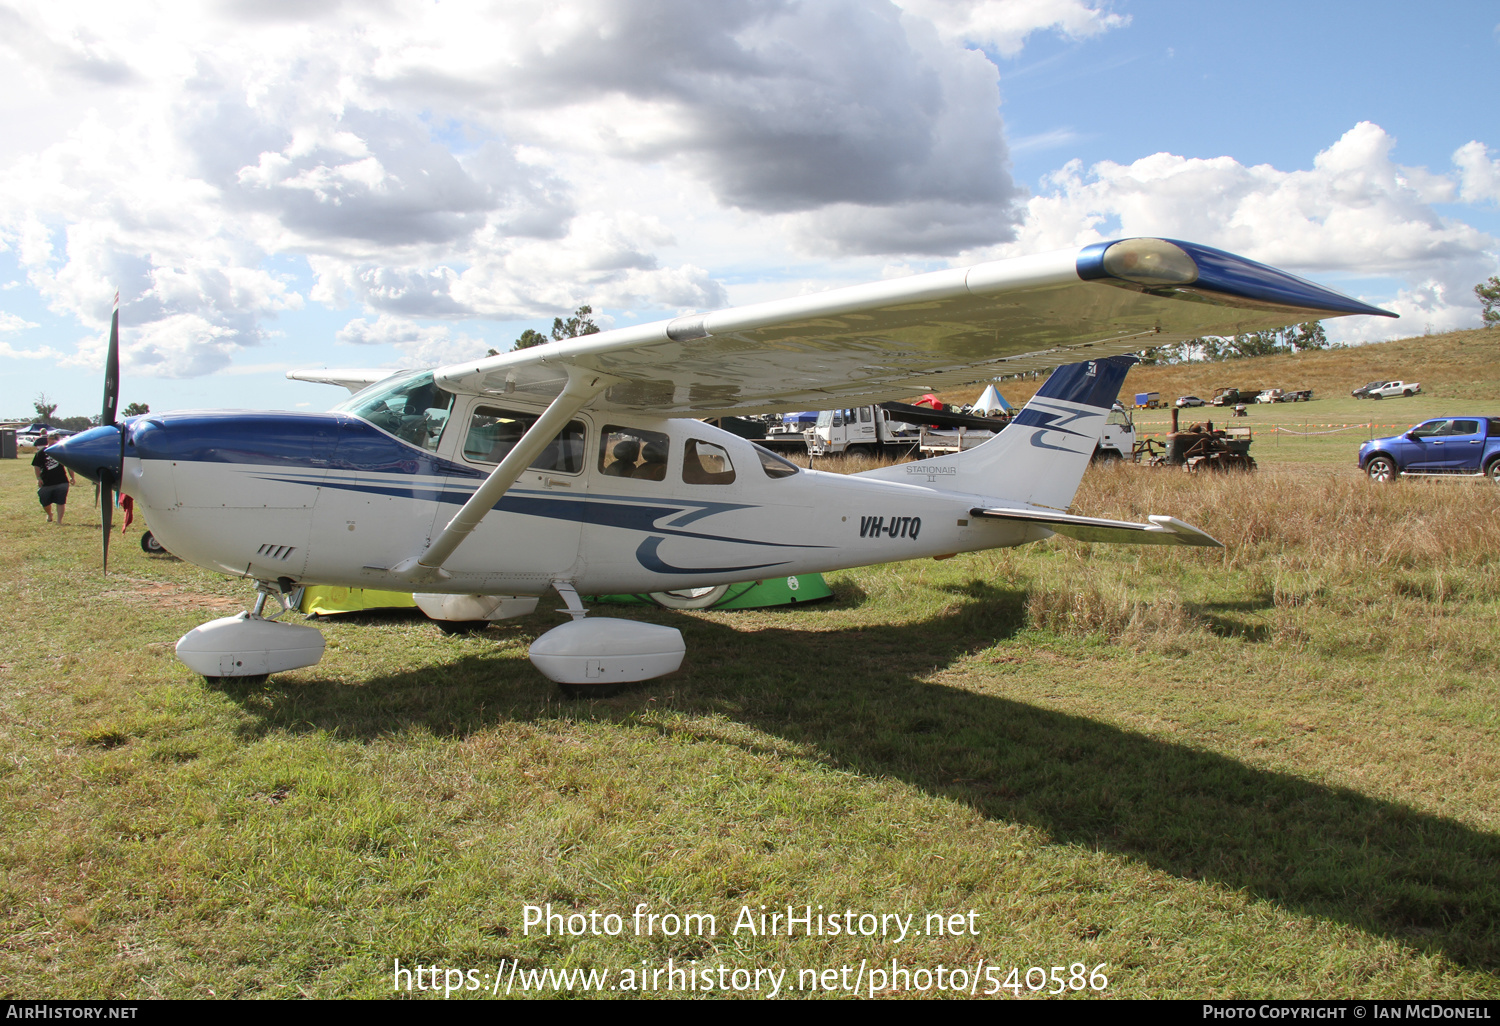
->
[1032,355,1137,409]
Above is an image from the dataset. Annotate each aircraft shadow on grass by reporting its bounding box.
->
[214,582,1500,972]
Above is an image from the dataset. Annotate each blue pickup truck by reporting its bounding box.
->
[1359,417,1500,483]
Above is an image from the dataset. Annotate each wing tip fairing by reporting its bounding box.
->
[1078,238,1397,319]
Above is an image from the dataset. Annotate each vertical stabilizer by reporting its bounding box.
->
[857,355,1135,510]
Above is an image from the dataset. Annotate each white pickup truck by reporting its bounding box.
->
[1366,380,1422,399]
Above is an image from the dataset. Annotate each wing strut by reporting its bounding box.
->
[394,365,616,583]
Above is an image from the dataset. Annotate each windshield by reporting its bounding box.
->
[333,369,454,451]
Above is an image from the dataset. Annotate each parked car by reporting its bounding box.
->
[1365,380,1421,400]
[1283,389,1313,402]
[1211,387,1259,406]
[1359,416,1500,483]
[1255,389,1284,404]
[16,423,53,446]
[1351,380,1386,399]
[1175,395,1206,408]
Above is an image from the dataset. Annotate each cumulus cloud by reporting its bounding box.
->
[975,122,1499,335]
[372,0,1025,255]
[336,314,488,366]
[0,1,1491,384]
[894,0,1127,56]
[0,312,40,331]
[0,340,65,360]
[1454,141,1500,205]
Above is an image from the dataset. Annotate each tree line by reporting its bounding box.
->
[23,393,148,431]
[1138,322,1330,365]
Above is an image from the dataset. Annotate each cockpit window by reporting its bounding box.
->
[335,370,454,452]
[754,444,799,479]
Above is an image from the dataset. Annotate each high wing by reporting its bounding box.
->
[429,238,1393,416]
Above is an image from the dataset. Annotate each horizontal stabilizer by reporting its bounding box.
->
[971,507,1222,548]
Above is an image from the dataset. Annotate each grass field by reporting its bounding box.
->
[3,328,1499,999]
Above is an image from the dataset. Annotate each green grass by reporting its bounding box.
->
[3,336,1500,998]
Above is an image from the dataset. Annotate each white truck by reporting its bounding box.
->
[1366,380,1422,399]
[1096,404,1137,462]
[806,401,1135,462]
[805,405,922,457]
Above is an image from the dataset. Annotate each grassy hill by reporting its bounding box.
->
[940,326,1500,410]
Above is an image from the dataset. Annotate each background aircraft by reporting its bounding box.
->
[49,238,1394,692]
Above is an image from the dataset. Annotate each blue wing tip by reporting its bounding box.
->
[1078,238,1395,319]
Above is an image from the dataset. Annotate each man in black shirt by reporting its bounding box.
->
[31,434,76,524]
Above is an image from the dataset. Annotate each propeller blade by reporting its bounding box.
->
[102,291,120,427]
[97,291,124,573]
[101,475,114,575]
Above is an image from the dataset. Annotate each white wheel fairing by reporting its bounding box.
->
[650,585,731,609]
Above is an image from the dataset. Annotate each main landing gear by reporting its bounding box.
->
[172,579,684,693]
[529,582,685,697]
[175,580,325,683]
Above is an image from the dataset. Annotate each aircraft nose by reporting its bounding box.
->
[48,424,123,484]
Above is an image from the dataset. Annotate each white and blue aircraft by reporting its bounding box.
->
[50,238,1393,691]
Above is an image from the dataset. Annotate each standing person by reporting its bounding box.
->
[32,434,75,524]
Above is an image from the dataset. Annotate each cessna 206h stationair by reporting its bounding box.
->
[50,238,1393,690]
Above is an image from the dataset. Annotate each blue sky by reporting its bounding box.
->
[1,0,1496,421]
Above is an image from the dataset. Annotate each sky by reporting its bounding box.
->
[1,0,1496,420]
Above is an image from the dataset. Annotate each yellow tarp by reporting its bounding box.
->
[298,586,417,615]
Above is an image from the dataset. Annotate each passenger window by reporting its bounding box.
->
[1451,420,1479,436]
[1411,421,1449,438]
[859,407,872,423]
[464,406,585,473]
[600,427,670,482]
[683,439,736,485]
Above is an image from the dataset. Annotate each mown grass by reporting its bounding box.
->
[3,351,1499,998]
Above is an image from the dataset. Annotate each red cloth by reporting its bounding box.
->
[120,494,134,532]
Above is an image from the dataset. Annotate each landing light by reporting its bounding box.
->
[1101,239,1198,286]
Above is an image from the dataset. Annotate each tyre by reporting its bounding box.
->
[1365,456,1398,483]
[140,530,166,554]
[651,584,730,610]
[1403,389,1413,397]
[558,681,631,699]
[1372,393,1382,400]
[1488,459,1500,485]
[435,620,490,635]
